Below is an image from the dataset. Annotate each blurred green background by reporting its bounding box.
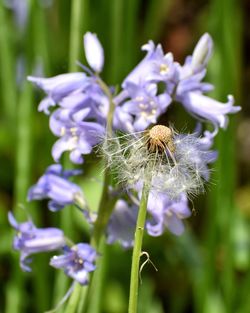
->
[0,0,249,312]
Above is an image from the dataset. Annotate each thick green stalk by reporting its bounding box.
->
[6,81,33,313]
[79,78,116,313]
[65,77,116,313]
[0,4,16,123]
[128,182,150,313]
[68,0,89,71]
[201,0,242,312]
[64,284,82,313]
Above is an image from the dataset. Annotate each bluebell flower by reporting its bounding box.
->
[173,131,218,181]
[4,0,28,31]
[29,73,107,164]
[50,108,105,163]
[28,164,85,211]
[8,212,66,271]
[50,243,97,285]
[175,34,241,135]
[122,41,177,87]
[28,73,90,114]
[58,83,109,124]
[118,82,171,131]
[113,106,135,133]
[107,200,138,248]
[179,93,240,136]
[146,192,191,236]
[83,32,104,73]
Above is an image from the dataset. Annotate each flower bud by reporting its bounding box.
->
[191,33,213,72]
[84,32,104,73]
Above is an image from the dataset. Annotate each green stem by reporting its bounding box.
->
[68,0,89,71]
[90,76,116,248]
[128,182,150,313]
[65,76,115,313]
[64,284,82,313]
[0,4,16,124]
[79,78,116,313]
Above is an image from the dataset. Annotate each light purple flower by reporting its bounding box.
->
[146,192,191,236]
[122,41,177,87]
[174,34,241,135]
[113,106,135,133]
[106,200,138,248]
[4,0,28,31]
[8,212,66,271]
[118,82,171,131]
[58,83,109,124]
[84,32,104,73]
[180,93,240,136]
[50,243,97,285]
[28,73,90,114]
[28,164,84,211]
[50,109,105,163]
[174,132,218,181]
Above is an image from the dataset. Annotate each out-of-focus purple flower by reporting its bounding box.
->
[176,68,213,96]
[8,212,65,271]
[83,32,104,73]
[180,93,240,136]
[28,70,108,163]
[50,109,105,163]
[174,34,241,135]
[113,106,134,133]
[122,41,177,88]
[146,192,191,236]
[50,243,97,285]
[28,73,90,114]
[174,132,218,181]
[58,83,109,124]
[106,200,138,248]
[28,164,85,211]
[175,33,241,137]
[4,0,28,31]
[117,82,171,131]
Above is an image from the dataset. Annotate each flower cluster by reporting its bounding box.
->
[9,31,240,289]
[9,163,97,284]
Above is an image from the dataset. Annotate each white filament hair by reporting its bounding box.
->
[101,130,211,200]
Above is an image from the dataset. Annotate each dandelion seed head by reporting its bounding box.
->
[101,125,215,200]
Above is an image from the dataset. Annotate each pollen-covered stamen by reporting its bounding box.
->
[148,125,175,153]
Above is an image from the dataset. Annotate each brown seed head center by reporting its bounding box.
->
[148,125,175,153]
[149,125,172,142]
